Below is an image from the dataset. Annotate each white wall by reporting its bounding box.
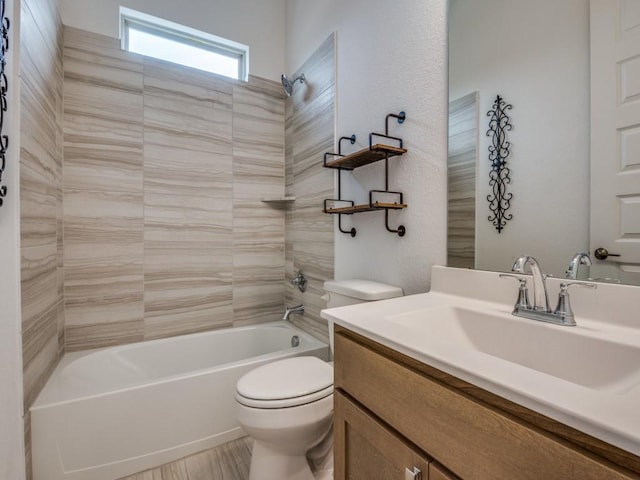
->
[286,0,449,295]
[0,0,25,478]
[58,0,285,82]
[449,0,590,277]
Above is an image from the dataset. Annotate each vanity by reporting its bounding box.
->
[322,266,640,479]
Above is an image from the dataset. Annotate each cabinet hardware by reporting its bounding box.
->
[405,466,422,480]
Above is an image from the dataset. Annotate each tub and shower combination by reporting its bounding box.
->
[31,321,329,480]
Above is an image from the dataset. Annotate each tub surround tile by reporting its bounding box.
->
[285,34,336,342]
[63,189,144,331]
[232,78,286,326]
[65,320,144,351]
[20,3,63,478]
[290,34,335,106]
[142,79,233,198]
[21,243,58,333]
[20,160,58,250]
[63,26,144,193]
[232,284,285,325]
[22,305,59,410]
[62,27,287,351]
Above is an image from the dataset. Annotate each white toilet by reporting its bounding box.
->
[235,279,404,480]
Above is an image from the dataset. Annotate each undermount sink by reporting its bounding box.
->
[387,306,640,394]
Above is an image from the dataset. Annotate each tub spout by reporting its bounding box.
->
[282,304,304,321]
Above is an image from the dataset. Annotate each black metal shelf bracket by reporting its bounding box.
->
[0,0,10,208]
[385,210,405,237]
[324,135,358,236]
[370,190,406,237]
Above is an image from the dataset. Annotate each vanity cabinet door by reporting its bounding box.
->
[334,390,430,480]
[429,462,461,480]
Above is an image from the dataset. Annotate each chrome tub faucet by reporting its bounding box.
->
[282,304,304,321]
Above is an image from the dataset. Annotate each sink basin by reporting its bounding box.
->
[387,306,640,394]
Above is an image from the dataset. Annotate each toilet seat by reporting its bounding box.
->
[235,357,333,409]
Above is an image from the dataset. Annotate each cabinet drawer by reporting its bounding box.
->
[334,331,637,480]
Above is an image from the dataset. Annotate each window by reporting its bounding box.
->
[120,7,249,81]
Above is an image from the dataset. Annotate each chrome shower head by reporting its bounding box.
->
[281,73,306,97]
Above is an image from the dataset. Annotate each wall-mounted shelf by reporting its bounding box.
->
[322,112,408,237]
[324,202,407,214]
[324,144,407,170]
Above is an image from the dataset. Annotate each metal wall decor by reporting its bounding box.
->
[0,0,9,208]
[486,95,513,233]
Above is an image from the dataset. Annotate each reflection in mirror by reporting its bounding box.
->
[447,0,640,284]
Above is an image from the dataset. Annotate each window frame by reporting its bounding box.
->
[120,7,249,81]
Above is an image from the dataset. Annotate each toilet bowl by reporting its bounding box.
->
[235,279,404,480]
[235,356,333,480]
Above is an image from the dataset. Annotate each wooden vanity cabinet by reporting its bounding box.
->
[334,391,429,479]
[333,326,640,480]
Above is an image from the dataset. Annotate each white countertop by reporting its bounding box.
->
[321,266,640,456]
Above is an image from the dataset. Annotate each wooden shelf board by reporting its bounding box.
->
[324,144,407,170]
[325,202,408,214]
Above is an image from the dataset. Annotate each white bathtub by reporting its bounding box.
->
[31,321,329,480]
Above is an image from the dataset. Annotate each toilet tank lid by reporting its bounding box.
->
[323,279,403,301]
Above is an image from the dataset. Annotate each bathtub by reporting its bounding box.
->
[31,321,329,480]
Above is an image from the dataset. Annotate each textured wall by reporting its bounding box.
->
[284,35,335,343]
[63,27,285,351]
[19,0,64,477]
[286,0,449,295]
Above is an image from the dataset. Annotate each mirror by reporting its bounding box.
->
[447,0,639,284]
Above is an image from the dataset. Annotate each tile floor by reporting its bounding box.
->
[119,437,252,480]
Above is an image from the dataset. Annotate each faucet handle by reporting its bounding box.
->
[553,282,597,322]
[499,274,531,309]
[560,281,597,291]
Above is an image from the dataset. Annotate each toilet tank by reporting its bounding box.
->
[323,279,403,354]
[323,279,404,308]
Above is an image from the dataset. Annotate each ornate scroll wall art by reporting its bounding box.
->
[486,95,513,233]
[0,0,9,207]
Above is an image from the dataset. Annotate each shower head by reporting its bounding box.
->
[281,73,306,97]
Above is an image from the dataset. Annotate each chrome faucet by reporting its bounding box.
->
[282,304,304,321]
[511,255,550,311]
[565,252,592,279]
[501,255,596,326]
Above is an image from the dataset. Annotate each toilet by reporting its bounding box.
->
[235,279,404,480]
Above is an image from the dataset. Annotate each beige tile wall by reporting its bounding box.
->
[62,27,286,350]
[20,0,64,477]
[285,35,336,343]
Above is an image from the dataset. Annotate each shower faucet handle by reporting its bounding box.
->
[291,271,307,292]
